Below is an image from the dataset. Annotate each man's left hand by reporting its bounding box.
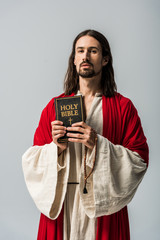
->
[67,121,97,150]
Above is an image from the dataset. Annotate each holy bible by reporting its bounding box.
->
[54,95,84,142]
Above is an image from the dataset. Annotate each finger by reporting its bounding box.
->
[71,121,87,128]
[68,138,84,144]
[52,125,66,131]
[52,129,66,136]
[67,132,84,139]
[68,138,91,149]
[53,133,65,141]
[67,126,85,133]
[51,120,63,126]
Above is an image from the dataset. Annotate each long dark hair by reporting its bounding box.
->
[64,29,117,97]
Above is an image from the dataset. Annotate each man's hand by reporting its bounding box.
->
[51,120,68,155]
[67,121,97,150]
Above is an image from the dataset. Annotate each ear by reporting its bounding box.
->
[102,56,109,66]
[74,58,76,65]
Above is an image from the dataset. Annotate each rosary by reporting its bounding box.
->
[83,130,98,194]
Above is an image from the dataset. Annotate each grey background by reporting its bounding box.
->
[0,0,159,239]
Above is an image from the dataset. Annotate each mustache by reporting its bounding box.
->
[80,60,93,67]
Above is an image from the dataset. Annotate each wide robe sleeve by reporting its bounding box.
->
[22,99,70,219]
[79,97,148,218]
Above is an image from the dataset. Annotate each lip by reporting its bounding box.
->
[81,64,91,67]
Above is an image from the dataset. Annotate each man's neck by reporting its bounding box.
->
[79,75,102,97]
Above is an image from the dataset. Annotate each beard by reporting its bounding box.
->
[78,68,96,78]
[78,61,96,78]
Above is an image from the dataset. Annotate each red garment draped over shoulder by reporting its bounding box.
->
[34,92,149,240]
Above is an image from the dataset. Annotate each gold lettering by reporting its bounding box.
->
[61,110,79,117]
[67,111,73,116]
[73,104,78,109]
[74,110,78,115]
[61,104,78,112]
[66,105,70,110]
[61,111,67,117]
[61,105,66,111]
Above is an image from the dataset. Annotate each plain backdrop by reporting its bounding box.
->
[0,0,160,239]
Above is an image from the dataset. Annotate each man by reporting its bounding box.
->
[22,29,149,240]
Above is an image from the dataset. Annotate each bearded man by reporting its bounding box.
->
[22,29,149,240]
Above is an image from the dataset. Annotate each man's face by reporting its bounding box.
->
[74,35,107,78]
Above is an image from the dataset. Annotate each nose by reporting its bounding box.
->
[82,50,90,62]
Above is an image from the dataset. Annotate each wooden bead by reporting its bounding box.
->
[83,131,97,194]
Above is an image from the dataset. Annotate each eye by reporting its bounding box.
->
[89,49,98,54]
[91,50,97,54]
[77,49,84,53]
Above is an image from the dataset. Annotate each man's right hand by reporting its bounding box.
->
[51,120,68,155]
